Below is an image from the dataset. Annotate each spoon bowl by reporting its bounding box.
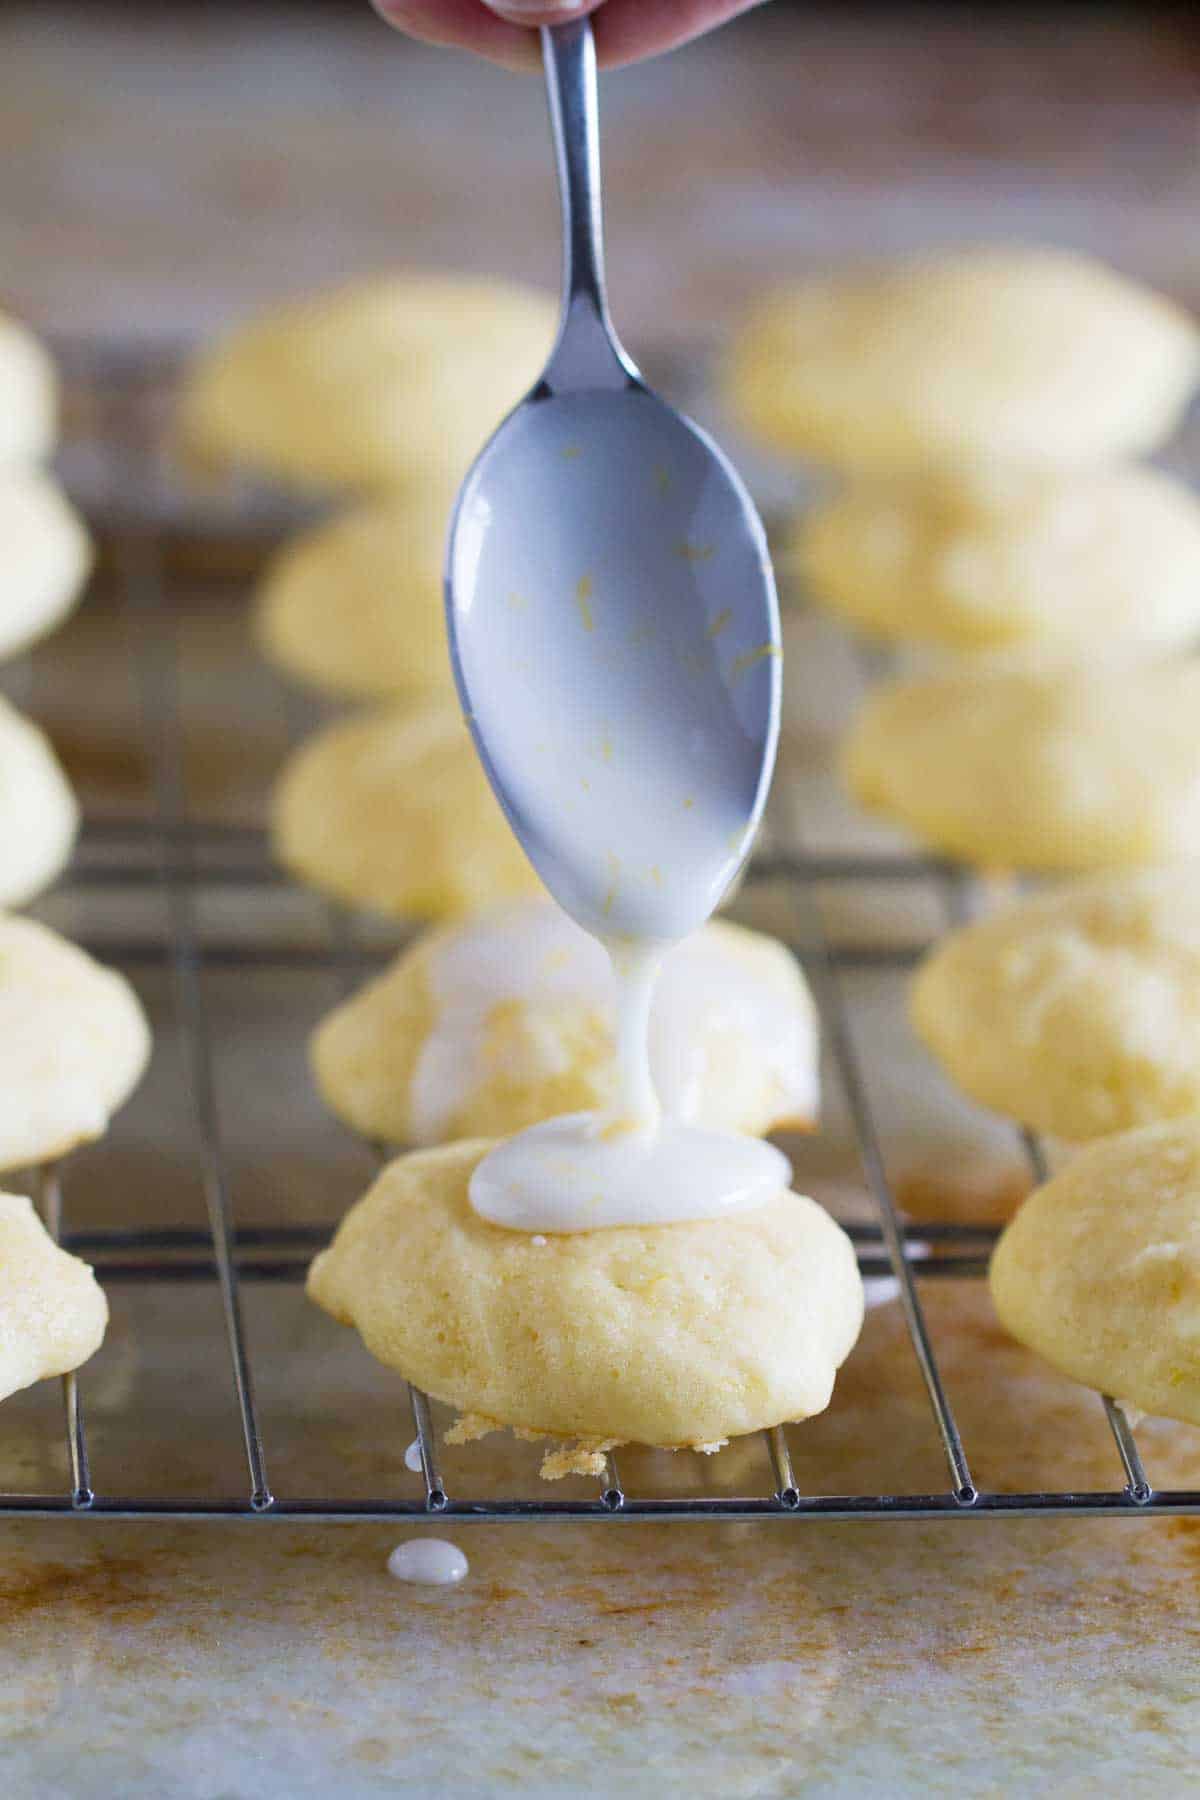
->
[446,19,780,943]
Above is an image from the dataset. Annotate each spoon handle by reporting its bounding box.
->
[541,19,638,391]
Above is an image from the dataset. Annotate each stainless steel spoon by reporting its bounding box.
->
[446,16,781,943]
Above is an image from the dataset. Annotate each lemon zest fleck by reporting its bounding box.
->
[730,641,781,681]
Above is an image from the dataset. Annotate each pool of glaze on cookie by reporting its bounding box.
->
[468,1106,790,1233]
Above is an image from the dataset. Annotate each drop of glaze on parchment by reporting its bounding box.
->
[404,1438,423,1473]
[387,1540,469,1586]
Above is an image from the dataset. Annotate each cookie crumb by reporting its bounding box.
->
[540,1439,619,1481]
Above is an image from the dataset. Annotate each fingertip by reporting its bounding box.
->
[481,1,597,20]
[370,0,543,71]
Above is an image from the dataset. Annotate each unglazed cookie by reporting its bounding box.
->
[913,869,1200,1141]
[0,697,79,905]
[843,660,1200,872]
[0,470,93,662]
[308,1140,863,1465]
[179,273,557,493]
[254,493,454,700]
[0,1194,107,1402]
[0,311,57,466]
[795,463,1200,654]
[311,899,819,1146]
[272,701,542,921]
[990,1118,1200,1425]
[722,248,1199,472]
[0,914,151,1171]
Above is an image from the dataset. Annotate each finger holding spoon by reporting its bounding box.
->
[371,0,768,70]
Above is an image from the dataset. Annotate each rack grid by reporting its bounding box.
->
[4,340,1197,1525]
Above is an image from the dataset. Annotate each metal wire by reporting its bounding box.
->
[315,896,449,1513]
[2,340,1196,1524]
[121,524,273,1513]
[937,876,1158,1508]
[802,925,977,1506]
[34,1163,93,1508]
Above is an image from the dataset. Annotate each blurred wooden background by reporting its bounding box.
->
[1,0,1197,346]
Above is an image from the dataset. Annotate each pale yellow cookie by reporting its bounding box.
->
[722,247,1199,471]
[308,1140,864,1459]
[0,913,151,1171]
[843,660,1200,872]
[0,469,93,662]
[795,463,1200,654]
[272,701,542,922]
[0,1193,107,1402]
[311,899,819,1146]
[0,696,79,905]
[254,492,454,700]
[0,311,57,466]
[179,273,557,493]
[913,868,1200,1141]
[990,1118,1200,1425]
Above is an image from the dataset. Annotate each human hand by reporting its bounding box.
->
[370,1,768,71]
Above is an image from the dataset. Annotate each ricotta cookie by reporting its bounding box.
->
[843,660,1200,871]
[308,1140,864,1469]
[0,1193,107,1403]
[0,914,151,1171]
[0,697,79,905]
[179,272,557,492]
[794,463,1200,655]
[0,469,93,661]
[990,1119,1200,1426]
[0,311,57,466]
[254,492,455,700]
[271,701,542,921]
[311,899,819,1145]
[912,868,1200,1142]
[722,248,1199,471]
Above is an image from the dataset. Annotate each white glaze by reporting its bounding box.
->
[467,921,795,1232]
[470,1109,791,1233]
[410,900,817,1145]
[403,1438,423,1474]
[599,936,663,1127]
[468,934,790,1232]
[387,1539,469,1586]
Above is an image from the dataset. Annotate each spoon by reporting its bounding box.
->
[445,16,781,946]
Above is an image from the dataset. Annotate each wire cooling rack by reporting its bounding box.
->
[3,337,1197,1525]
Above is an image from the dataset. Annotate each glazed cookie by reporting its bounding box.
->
[254,493,455,700]
[0,914,151,1170]
[311,899,819,1146]
[913,869,1200,1142]
[272,701,542,921]
[990,1118,1200,1425]
[795,463,1200,654]
[0,470,93,662]
[0,696,79,905]
[179,273,557,493]
[722,247,1199,472]
[0,1194,107,1403]
[308,1140,864,1469]
[843,660,1200,871]
[0,311,57,466]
